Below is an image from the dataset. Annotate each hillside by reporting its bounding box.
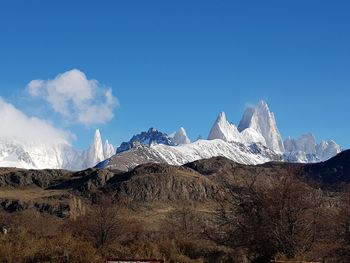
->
[1,151,349,215]
[1,151,350,262]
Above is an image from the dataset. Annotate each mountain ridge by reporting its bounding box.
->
[0,100,342,171]
[108,100,341,170]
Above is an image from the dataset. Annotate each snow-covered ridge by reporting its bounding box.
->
[151,139,278,166]
[101,139,280,171]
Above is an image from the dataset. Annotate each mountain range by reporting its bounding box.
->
[0,129,114,170]
[100,100,341,171]
[0,100,342,170]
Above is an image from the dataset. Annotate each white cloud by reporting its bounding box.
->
[27,69,118,125]
[0,97,72,144]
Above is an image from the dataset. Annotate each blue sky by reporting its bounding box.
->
[0,0,349,149]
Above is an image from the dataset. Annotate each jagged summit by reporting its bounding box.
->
[205,100,341,161]
[116,127,192,154]
[238,100,285,153]
[93,129,104,159]
[283,133,342,162]
[103,139,115,159]
[284,133,317,154]
[116,127,175,154]
[217,112,226,121]
[207,101,284,153]
[316,140,342,161]
[0,99,343,171]
[83,129,106,168]
[170,127,191,145]
[81,129,115,169]
[208,112,242,142]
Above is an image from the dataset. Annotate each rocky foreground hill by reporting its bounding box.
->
[1,151,350,262]
[0,150,349,216]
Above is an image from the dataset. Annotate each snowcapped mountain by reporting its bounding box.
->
[238,101,285,153]
[0,129,114,170]
[283,134,342,162]
[99,139,280,171]
[208,112,243,142]
[117,127,191,153]
[103,140,115,159]
[169,127,191,145]
[104,117,281,170]
[102,100,342,169]
[80,129,116,169]
[0,140,36,168]
[0,138,78,170]
[0,98,342,171]
[117,127,191,154]
[117,128,175,154]
[85,129,104,166]
[207,101,284,152]
[284,133,317,154]
[316,140,342,161]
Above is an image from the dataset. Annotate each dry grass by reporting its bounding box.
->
[0,188,68,202]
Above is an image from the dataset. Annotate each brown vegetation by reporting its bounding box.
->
[1,154,350,262]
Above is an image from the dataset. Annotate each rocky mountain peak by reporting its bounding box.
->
[238,100,285,153]
[103,139,115,159]
[170,127,191,145]
[84,129,105,168]
[208,112,242,142]
[116,127,175,154]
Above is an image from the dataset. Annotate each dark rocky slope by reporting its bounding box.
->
[303,149,350,187]
[0,150,349,217]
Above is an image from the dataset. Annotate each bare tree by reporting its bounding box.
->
[73,194,122,250]
[164,204,199,239]
[215,168,324,262]
[327,188,350,262]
